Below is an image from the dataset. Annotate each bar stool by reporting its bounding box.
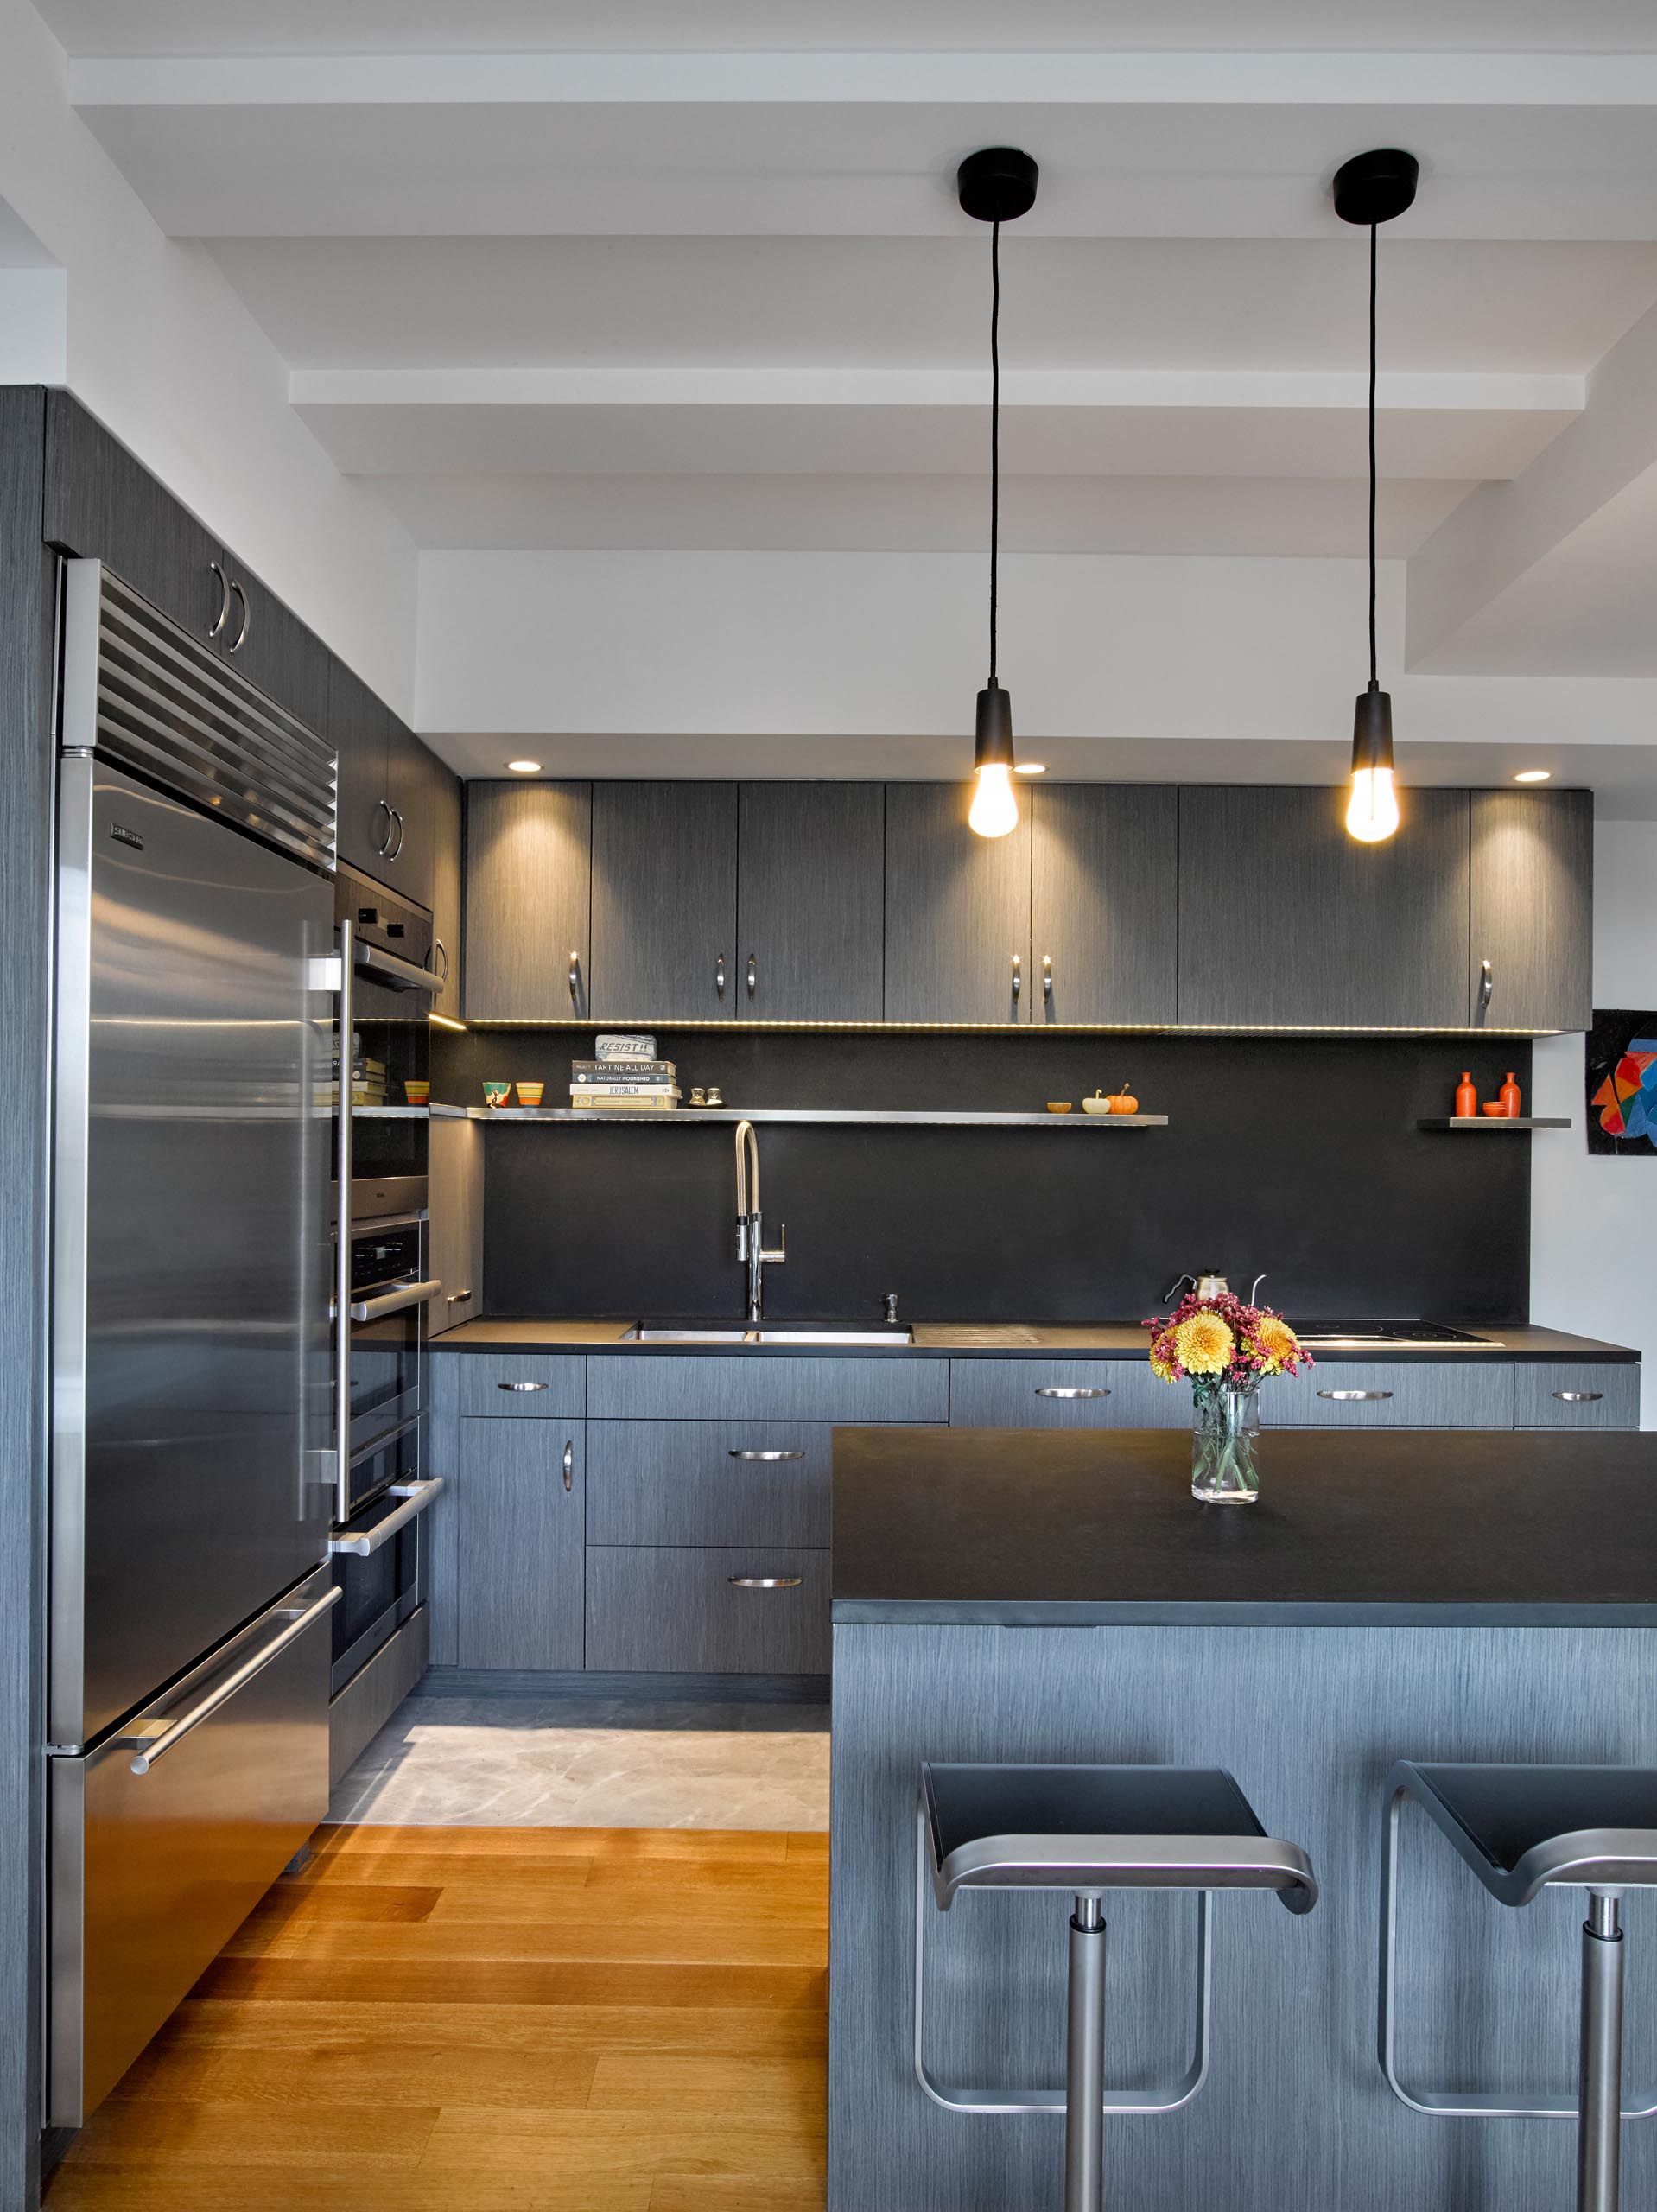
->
[914,1762,1318,2212]
[1381,1762,1657,2212]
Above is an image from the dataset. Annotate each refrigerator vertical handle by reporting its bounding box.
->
[334,915,354,1524]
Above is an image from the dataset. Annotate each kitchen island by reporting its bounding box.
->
[828,1427,1657,2212]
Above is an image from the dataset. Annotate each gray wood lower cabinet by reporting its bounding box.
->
[1514,1362,1641,1429]
[587,1421,834,1546]
[456,1353,586,1417]
[947,1358,1180,1428]
[1271,1360,1515,1428]
[586,1547,830,1674]
[452,1417,586,1670]
[586,1353,947,1422]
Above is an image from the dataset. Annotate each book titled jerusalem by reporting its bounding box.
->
[568,1091,682,1111]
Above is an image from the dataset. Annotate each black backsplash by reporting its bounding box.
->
[433,1029,1534,1325]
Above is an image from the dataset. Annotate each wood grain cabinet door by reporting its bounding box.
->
[883,782,1032,1023]
[218,559,331,738]
[1469,789,1593,1032]
[1029,785,1178,1025]
[327,658,393,878]
[429,762,463,1012]
[454,1418,585,1669]
[589,781,738,1021]
[737,783,885,1020]
[383,713,436,909]
[427,1116,484,1337]
[1178,785,1470,1028]
[464,781,593,1020]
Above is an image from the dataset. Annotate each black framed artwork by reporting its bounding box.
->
[1585,1008,1657,1155]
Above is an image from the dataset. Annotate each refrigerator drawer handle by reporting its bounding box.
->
[122,1586,342,1776]
[329,1478,445,1558]
[349,1278,442,1323]
[1317,1389,1394,1402]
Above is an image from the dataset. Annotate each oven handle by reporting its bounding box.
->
[355,941,444,995]
[121,1586,343,1776]
[348,1277,442,1325]
[329,1477,445,1558]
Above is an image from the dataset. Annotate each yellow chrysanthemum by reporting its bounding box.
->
[1254,1316,1300,1365]
[1149,1333,1180,1383]
[1172,1312,1234,1376]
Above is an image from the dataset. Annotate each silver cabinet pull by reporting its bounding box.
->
[1042,953,1053,1002]
[1036,1385,1110,1400]
[207,560,228,637]
[387,807,405,861]
[562,1440,574,1492]
[729,1575,803,1590]
[498,1379,548,1393]
[746,951,757,1000]
[1478,959,1494,1012]
[227,578,250,652]
[1554,1390,1603,1403]
[729,1447,807,1462]
[329,1478,445,1558]
[568,950,581,1001]
[716,952,727,1001]
[1317,1389,1394,1402]
[375,798,395,855]
[121,1586,342,1776]
[348,1277,442,1323]
[1011,951,1022,1000]
[445,1289,473,1305]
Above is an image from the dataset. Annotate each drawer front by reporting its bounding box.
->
[586,1353,947,1423]
[1514,1363,1641,1430]
[456,1353,587,1418]
[586,1547,830,1674]
[948,1358,1179,1429]
[587,1421,833,1547]
[1273,1361,1515,1429]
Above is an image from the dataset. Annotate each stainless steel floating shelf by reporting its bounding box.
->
[463,1106,1170,1128]
[1417,1116,1572,1132]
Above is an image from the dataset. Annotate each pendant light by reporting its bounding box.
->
[1334,148,1418,843]
[957,146,1038,838]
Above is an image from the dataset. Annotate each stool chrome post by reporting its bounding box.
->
[1579,1891,1625,2212]
[1065,1896,1107,2212]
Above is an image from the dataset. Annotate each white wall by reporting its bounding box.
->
[1531,819,1657,1424]
[0,0,416,712]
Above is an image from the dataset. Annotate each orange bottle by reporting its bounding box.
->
[1455,1071,1477,1119]
[1500,1071,1522,1119]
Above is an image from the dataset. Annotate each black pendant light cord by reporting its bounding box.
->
[1368,219,1378,689]
[988,217,1000,685]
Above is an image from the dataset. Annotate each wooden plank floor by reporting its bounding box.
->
[47,1825,828,2212]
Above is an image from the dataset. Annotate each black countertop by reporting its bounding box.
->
[831,1427,1657,1627]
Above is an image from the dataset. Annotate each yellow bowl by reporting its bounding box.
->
[1045,1100,1072,1114]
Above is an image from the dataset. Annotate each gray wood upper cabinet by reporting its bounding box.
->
[1178,785,1471,1028]
[383,712,435,909]
[589,781,738,1021]
[327,658,394,879]
[464,781,593,1020]
[221,557,331,741]
[454,1418,585,1669]
[1029,785,1178,1026]
[883,782,1032,1024]
[1469,789,1593,1032]
[429,761,463,1013]
[737,783,885,1020]
[427,1114,485,1337]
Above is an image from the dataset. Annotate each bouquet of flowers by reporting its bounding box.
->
[1144,1289,1311,1503]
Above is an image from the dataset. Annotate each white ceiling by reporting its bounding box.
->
[28,0,1657,788]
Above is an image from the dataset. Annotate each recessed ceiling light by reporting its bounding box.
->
[505,760,543,774]
[1514,769,1552,783]
[1014,761,1047,775]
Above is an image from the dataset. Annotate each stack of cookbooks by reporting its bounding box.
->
[570,1033,681,1110]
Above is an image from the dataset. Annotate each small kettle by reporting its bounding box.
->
[1161,1269,1267,1305]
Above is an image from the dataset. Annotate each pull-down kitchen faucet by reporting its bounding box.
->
[734,1120,785,1324]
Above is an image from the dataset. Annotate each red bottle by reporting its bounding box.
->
[1455,1071,1477,1120]
[1500,1071,1522,1119]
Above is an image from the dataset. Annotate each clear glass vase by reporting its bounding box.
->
[1190,1384,1260,1504]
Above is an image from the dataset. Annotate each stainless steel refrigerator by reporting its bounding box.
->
[47,562,340,2126]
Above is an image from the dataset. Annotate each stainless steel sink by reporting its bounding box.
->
[622,1323,914,1345]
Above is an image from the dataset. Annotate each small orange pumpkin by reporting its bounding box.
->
[1106,1082,1139,1116]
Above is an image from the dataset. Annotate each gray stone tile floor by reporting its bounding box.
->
[328,1690,832,1830]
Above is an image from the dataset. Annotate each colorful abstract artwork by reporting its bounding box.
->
[1586,1009,1657,1155]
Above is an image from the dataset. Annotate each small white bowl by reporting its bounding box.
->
[1082,1094,1111,1116]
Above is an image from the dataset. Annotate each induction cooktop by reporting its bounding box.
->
[1292,1321,1502,1351]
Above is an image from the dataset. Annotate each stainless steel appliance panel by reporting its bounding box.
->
[53,754,334,1745]
[48,1565,336,2126]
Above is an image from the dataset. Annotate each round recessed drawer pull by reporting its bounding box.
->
[498,1380,548,1392]
[1553,1390,1603,1403]
[1317,1389,1394,1402]
[729,1448,807,1461]
[1035,1386,1111,1400]
[728,1575,803,1590]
